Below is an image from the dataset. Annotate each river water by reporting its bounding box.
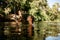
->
[0,21,60,40]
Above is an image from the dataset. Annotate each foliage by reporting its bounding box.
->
[0,0,60,21]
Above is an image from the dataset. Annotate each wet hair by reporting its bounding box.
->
[27,15,34,23]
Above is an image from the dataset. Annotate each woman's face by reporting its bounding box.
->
[27,16,32,21]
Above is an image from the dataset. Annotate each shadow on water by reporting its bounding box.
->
[0,21,60,40]
[0,22,5,40]
[4,22,34,40]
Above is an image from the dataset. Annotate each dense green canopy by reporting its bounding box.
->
[0,0,60,21]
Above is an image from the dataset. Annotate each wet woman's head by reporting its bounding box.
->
[27,15,34,23]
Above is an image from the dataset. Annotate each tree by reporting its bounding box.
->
[29,0,51,21]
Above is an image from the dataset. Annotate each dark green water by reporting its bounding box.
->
[0,22,60,40]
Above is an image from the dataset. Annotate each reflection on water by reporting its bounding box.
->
[45,36,56,40]
[0,22,60,40]
[45,34,60,40]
